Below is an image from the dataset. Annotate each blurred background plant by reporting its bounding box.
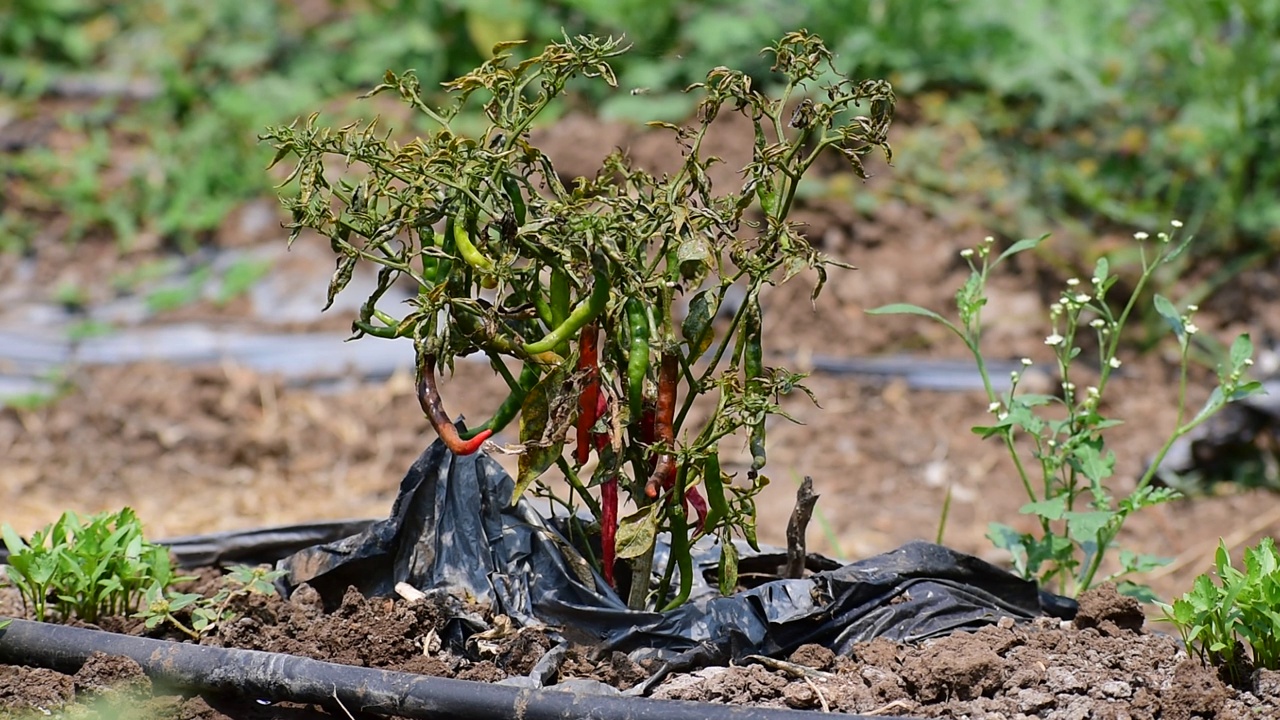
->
[3,0,1277,263]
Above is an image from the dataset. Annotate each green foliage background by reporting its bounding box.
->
[3,0,1278,260]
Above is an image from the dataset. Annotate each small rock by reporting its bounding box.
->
[997,616,1016,629]
[783,682,819,709]
[1254,668,1280,697]
[1098,680,1132,698]
[1016,688,1055,713]
[1045,666,1087,694]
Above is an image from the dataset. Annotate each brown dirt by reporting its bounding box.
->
[1,581,1276,718]
[4,110,1280,717]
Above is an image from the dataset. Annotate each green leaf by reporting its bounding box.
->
[1064,511,1111,544]
[993,234,1048,267]
[1092,257,1109,288]
[1153,294,1184,339]
[0,619,10,631]
[614,504,660,560]
[1021,495,1069,521]
[1229,334,1254,373]
[1,524,28,556]
[1070,440,1114,483]
[1164,231,1195,263]
[865,303,958,334]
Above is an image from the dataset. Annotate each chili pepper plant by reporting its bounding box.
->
[261,32,893,610]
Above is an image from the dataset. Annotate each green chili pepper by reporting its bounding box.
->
[503,175,526,226]
[625,298,650,424]
[661,480,694,612]
[452,208,496,273]
[352,319,401,338]
[353,308,409,338]
[701,447,729,532]
[460,363,539,440]
[549,268,570,354]
[522,256,610,355]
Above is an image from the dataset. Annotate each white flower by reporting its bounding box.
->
[989,402,1002,413]
[1109,357,1122,369]
[983,236,995,244]
[1186,304,1199,313]
[1021,357,1034,366]
[1073,293,1091,304]
[1066,278,1080,287]
[1134,231,1149,240]
[998,412,1009,421]
[1045,333,1065,346]
[1063,381,1076,392]
[1245,358,1255,367]
[1171,219,1184,228]
[1087,386,1100,397]
[1090,318,1106,329]
[960,248,974,258]
[1185,323,1199,335]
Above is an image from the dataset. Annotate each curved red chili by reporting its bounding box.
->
[417,354,493,455]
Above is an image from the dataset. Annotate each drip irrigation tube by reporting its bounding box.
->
[0,618,923,720]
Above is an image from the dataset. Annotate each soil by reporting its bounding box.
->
[5,109,1280,717]
[2,580,1277,718]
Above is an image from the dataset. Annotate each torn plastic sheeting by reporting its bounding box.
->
[279,435,1075,668]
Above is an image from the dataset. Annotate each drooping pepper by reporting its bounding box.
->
[700,448,730,532]
[660,476,694,612]
[625,298,650,425]
[575,324,601,465]
[645,353,679,498]
[600,474,618,587]
[524,256,609,356]
[417,354,493,455]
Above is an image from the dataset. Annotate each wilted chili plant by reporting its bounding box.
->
[261,32,893,610]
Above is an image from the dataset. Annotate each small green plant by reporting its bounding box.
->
[1160,537,1280,687]
[135,564,286,640]
[870,224,1263,597]
[1,508,185,623]
[262,31,893,610]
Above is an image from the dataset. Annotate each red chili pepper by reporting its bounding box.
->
[575,324,601,465]
[645,354,679,498]
[685,486,709,532]
[417,354,494,455]
[601,475,618,587]
[592,391,610,452]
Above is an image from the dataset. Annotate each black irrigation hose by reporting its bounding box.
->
[0,618,921,720]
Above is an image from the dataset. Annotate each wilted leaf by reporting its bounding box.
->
[513,364,570,504]
[615,504,660,560]
[681,290,718,359]
[325,254,357,312]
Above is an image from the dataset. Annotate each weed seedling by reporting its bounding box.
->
[1,508,186,623]
[136,564,287,640]
[1161,537,1280,687]
[870,225,1263,597]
